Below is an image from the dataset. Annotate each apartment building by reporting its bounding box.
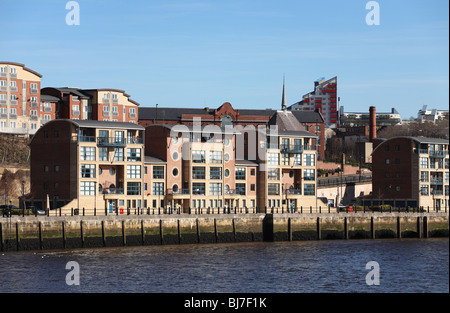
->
[0,61,46,136]
[340,107,402,127]
[138,101,326,160]
[417,105,449,123]
[368,136,449,211]
[28,119,145,214]
[288,76,338,127]
[40,87,139,123]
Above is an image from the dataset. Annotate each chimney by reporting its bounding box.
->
[369,106,376,141]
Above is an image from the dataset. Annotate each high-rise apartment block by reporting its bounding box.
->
[289,77,338,127]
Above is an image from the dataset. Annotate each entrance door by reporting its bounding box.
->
[436,199,440,212]
[108,200,116,213]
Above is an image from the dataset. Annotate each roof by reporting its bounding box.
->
[268,110,307,132]
[146,124,240,135]
[138,106,324,123]
[40,94,60,102]
[372,136,449,155]
[43,87,91,99]
[70,119,144,130]
[0,61,43,78]
[144,155,167,164]
[235,159,259,166]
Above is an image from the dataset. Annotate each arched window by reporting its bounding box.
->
[221,115,233,127]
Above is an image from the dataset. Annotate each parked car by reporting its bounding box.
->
[30,206,46,215]
[0,204,19,216]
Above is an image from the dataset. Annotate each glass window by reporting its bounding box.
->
[80,182,95,196]
[268,183,280,196]
[421,185,429,196]
[303,154,315,166]
[293,154,301,166]
[192,150,205,163]
[152,182,164,196]
[420,171,429,182]
[268,153,279,165]
[127,148,141,162]
[127,182,141,195]
[127,165,141,179]
[209,183,222,196]
[192,167,205,179]
[114,148,124,161]
[268,168,280,181]
[210,167,222,180]
[420,157,428,169]
[304,169,315,181]
[80,147,95,161]
[304,184,315,196]
[81,164,95,178]
[209,151,222,164]
[152,166,164,179]
[193,183,205,195]
[236,183,246,195]
[235,168,246,180]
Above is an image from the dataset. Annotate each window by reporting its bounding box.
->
[192,150,205,163]
[268,168,280,181]
[193,183,205,195]
[192,167,205,179]
[420,171,429,182]
[250,168,256,176]
[304,169,315,181]
[236,183,246,195]
[224,169,230,177]
[152,166,164,179]
[80,147,95,161]
[127,165,141,179]
[385,159,390,165]
[235,168,246,180]
[81,164,95,178]
[44,165,49,173]
[268,153,279,165]
[210,167,222,180]
[304,184,315,196]
[127,148,141,162]
[127,182,142,195]
[282,153,290,166]
[445,172,449,183]
[395,158,400,165]
[421,185,429,196]
[152,182,164,196]
[209,183,222,196]
[420,157,429,169]
[209,151,222,164]
[99,147,108,161]
[268,184,280,196]
[80,182,95,196]
[250,184,256,192]
[303,154,315,166]
[114,148,124,161]
[172,168,179,177]
[395,145,400,151]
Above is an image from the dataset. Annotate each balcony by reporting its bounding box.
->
[79,136,96,143]
[167,189,190,198]
[430,150,448,158]
[43,106,52,113]
[72,110,80,117]
[286,189,302,195]
[129,113,136,119]
[430,178,444,185]
[30,101,39,108]
[280,144,303,153]
[30,88,38,94]
[97,137,126,147]
[102,98,110,104]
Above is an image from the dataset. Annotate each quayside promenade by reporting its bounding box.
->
[0,212,448,252]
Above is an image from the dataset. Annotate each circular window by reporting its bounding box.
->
[172,136,178,144]
[224,153,230,162]
[109,167,115,175]
[289,171,294,178]
[99,167,103,175]
[172,184,179,193]
[172,151,179,161]
[172,168,179,177]
[224,138,230,146]
[225,169,230,177]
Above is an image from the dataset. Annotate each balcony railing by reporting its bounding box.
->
[167,188,190,195]
[430,150,448,158]
[280,144,303,153]
[287,189,302,195]
[430,178,444,185]
[97,137,126,147]
[100,188,124,195]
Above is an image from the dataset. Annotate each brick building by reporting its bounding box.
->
[0,61,47,136]
[40,87,139,123]
[138,102,326,160]
[366,136,449,211]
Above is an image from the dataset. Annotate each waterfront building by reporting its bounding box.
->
[28,119,145,214]
[367,136,449,211]
[340,107,402,127]
[40,87,139,123]
[288,76,338,127]
[0,61,47,136]
[417,105,449,123]
[138,101,326,160]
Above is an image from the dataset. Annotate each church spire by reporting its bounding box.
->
[281,74,287,111]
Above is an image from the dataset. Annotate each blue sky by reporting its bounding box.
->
[1,0,448,119]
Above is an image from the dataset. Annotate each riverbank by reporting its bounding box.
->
[0,212,448,252]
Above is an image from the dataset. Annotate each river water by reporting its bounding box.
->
[0,239,448,293]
